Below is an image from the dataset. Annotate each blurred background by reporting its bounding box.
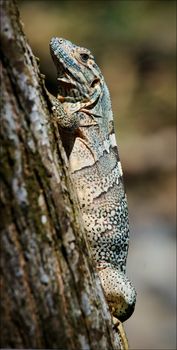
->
[18,1,176,349]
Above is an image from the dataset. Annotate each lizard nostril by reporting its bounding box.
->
[50,38,59,50]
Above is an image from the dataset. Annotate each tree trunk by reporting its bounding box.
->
[0,1,122,349]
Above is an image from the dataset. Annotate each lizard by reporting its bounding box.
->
[49,37,136,328]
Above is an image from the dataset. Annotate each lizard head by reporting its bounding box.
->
[50,37,104,104]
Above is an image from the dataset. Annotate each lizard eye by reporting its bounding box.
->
[80,53,89,62]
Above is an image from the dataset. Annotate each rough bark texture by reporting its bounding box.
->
[0,1,121,349]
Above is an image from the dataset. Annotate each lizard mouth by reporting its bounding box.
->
[57,71,84,101]
[57,67,81,87]
[56,66,79,92]
[57,75,79,100]
[57,76,76,86]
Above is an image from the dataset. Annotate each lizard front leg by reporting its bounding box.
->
[47,90,80,130]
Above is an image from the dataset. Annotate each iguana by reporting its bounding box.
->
[49,37,136,326]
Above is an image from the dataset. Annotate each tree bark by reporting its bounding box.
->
[0,1,121,349]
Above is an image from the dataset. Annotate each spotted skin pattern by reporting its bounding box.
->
[50,37,136,322]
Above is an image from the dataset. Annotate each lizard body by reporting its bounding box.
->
[50,37,136,322]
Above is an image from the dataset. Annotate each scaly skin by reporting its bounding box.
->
[50,37,136,322]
